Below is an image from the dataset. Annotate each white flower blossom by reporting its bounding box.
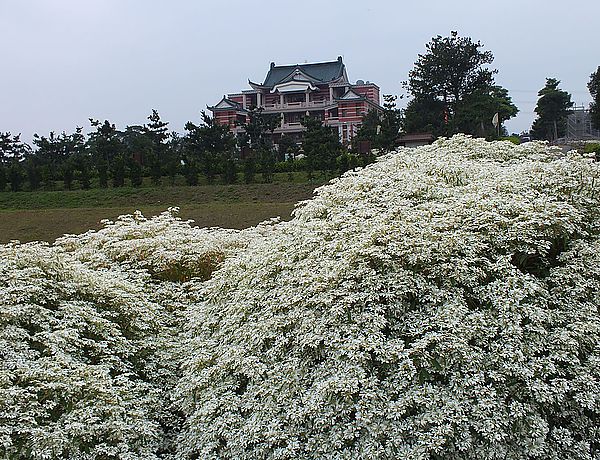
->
[1,135,599,459]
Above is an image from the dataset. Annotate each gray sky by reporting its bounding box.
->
[1,0,598,143]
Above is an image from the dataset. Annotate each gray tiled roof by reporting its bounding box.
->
[263,57,345,87]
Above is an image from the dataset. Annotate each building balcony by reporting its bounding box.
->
[262,100,334,112]
[273,122,306,133]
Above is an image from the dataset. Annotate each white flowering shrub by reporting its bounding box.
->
[176,136,600,459]
[0,242,177,459]
[2,136,599,459]
[55,208,249,282]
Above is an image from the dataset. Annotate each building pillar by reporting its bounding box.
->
[329,87,333,101]
[243,95,247,110]
[305,91,309,105]
[279,93,284,106]
[281,112,285,126]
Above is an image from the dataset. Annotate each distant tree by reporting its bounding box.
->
[182,159,199,186]
[455,85,519,138]
[0,132,30,163]
[62,160,75,190]
[0,133,29,192]
[184,111,236,184]
[111,154,126,187]
[588,66,600,130]
[240,107,280,183]
[8,163,24,191]
[403,97,446,136]
[404,31,516,137]
[88,119,122,188]
[223,150,237,184]
[277,134,298,161]
[0,165,6,191]
[76,155,91,190]
[301,116,342,180]
[243,154,256,184]
[121,125,152,166]
[128,157,143,187]
[531,78,573,141]
[354,96,403,153]
[144,110,169,185]
[354,110,379,148]
[378,95,403,150]
[165,132,182,185]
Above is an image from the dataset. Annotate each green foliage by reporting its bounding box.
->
[531,78,574,141]
[111,154,126,187]
[301,116,342,179]
[8,163,23,192]
[354,96,403,153]
[405,31,517,137]
[500,135,521,144]
[144,110,170,185]
[25,158,41,190]
[0,165,6,191]
[88,119,122,188]
[404,97,446,136]
[588,66,600,130]
[128,157,143,187]
[584,143,600,154]
[62,160,75,190]
[184,111,236,185]
[277,134,298,161]
[243,156,255,184]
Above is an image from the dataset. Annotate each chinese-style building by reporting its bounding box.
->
[208,56,382,146]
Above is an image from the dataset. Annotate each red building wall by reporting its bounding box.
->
[353,85,380,105]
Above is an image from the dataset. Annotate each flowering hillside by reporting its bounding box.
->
[2,136,599,459]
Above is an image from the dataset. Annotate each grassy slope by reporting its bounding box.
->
[0,182,323,243]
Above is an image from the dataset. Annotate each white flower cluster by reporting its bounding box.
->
[1,135,599,459]
[55,208,249,282]
[177,136,600,459]
[0,241,171,459]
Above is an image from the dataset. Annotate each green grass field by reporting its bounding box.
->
[0,180,324,243]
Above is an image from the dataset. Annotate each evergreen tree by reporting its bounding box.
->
[588,66,600,130]
[25,159,42,191]
[404,31,517,137]
[88,119,122,188]
[241,107,280,183]
[62,160,75,190]
[0,133,29,192]
[8,163,23,191]
[301,116,342,180]
[128,157,143,187]
[531,78,573,141]
[185,112,236,184]
[378,95,403,150]
[403,97,446,136]
[223,151,237,184]
[144,110,169,185]
[0,165,6,191]
[243,155,255,184]
[111,154,126,187]
[277,135,298,161]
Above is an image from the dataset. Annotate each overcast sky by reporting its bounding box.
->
[1,0,598,142]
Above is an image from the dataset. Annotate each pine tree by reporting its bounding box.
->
[531,78,573,141]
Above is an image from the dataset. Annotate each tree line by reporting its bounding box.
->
[2,32,598,192]
[0,108,372,192]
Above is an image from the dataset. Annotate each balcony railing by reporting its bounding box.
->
[262,100,332,110]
